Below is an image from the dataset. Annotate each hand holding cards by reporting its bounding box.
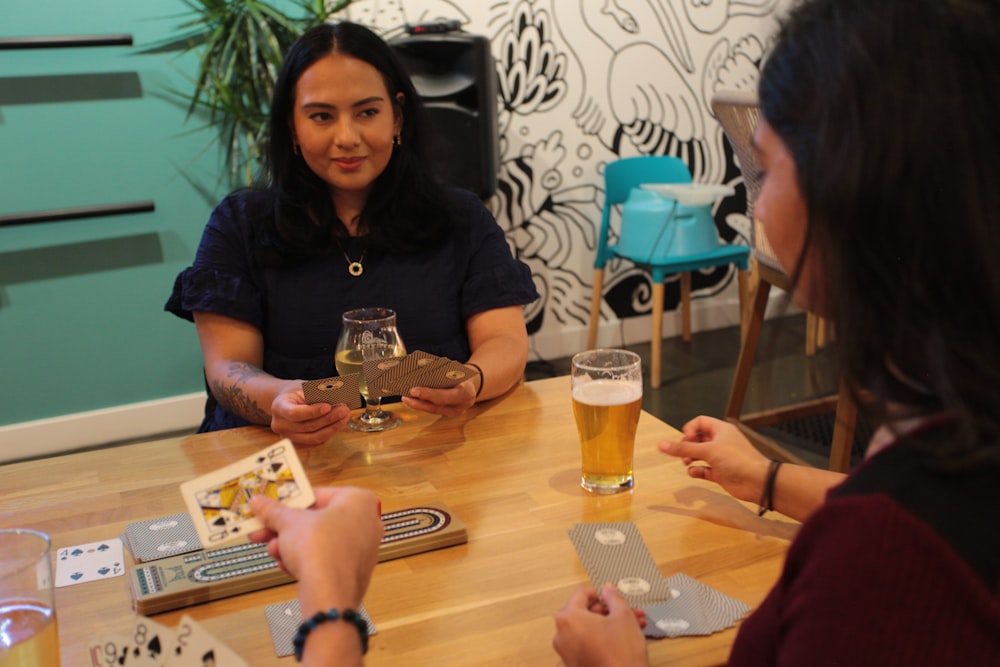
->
[180,441,315,546]
[302,351,480,408]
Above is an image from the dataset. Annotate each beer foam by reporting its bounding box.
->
[572,379,642,405]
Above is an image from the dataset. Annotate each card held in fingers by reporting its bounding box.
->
[403,359,479,395]
[180,440,315,546]
[568,522,676,607]
[302,374,362,409]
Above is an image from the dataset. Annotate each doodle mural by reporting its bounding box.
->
[331,0,791,359]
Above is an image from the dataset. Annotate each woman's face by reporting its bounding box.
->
[291,52,402,208]
[753,118,828,315]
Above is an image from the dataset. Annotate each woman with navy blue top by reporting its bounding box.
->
[166,22,537,446]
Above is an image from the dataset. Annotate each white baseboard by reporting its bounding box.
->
[0,393,205,465]
[528,288,796,362]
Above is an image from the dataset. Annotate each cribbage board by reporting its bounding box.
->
[130,503,466,615]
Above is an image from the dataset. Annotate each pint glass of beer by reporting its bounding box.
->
[571,349,643,493]
[0,529,59,666]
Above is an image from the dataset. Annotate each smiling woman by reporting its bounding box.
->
[165,22,538,447]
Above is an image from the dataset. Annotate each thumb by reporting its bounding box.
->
[249,494,283,530]
[599,583,633,615]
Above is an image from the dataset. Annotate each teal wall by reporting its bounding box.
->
[0,0,226,426]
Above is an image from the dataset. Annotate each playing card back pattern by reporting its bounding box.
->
[130,503,468,615]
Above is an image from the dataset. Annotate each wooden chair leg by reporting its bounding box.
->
[805,313,819,357]
[651,282,665,389]
[737,268,749,341]
[816,316,830,350]
[828,379,858,472]
[726,278,771,419]
[587,268,605,349]
[680,272,692,343]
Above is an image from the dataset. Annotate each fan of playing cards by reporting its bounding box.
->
[302,350,480,409]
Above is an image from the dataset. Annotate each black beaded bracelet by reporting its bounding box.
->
[293,608,368,661]
[757,459,783,517]
[466,362,485,399]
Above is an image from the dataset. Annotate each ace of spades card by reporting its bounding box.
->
[180,440,315,546]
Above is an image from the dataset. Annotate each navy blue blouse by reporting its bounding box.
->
[166,188,538,432]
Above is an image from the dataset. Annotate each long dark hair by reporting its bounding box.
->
[260,21,455,257]
[759,0,1000,461]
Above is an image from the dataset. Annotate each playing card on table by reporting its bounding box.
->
[180,440,315,546]
[123,513,202,562]
[55,538,125,587]
[169,614,248,666]
[567,522,676,607]
[302,373,363,409]
[264,599,377,658]
[642,572,751,638]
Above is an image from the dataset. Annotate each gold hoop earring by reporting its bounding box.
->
[392,134,401,146]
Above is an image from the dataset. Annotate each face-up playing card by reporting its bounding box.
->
[264,599,376,658]
[641,573,750,638]
[302,373,363,409]
[123,513,202,563]
[55,538,126,587]
[123,616,176,666]
[170,614,248,666]
[179,440,315,546]
[86,634,130,667]
[567,523,676,607]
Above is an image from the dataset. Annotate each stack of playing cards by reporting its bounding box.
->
[87,615,248,666]
[302,351,480,408]
[568,522,750,638]
[122,514,202,563]
[264,599,377,658]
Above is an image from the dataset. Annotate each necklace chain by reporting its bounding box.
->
[336,238,366,277]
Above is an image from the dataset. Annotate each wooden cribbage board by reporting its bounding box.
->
[130,502,467,615]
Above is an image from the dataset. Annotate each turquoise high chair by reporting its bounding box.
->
[586,155,750,388]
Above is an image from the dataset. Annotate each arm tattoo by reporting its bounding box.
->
[209,362,270,424]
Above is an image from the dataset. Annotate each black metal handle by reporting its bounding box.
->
[0,34,134,50]
[0,201,155,227]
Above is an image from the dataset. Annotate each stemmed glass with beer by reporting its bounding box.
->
[571,349,643,494]
[335,307,406,432]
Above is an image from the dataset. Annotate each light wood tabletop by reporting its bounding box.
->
[0,376,797,666]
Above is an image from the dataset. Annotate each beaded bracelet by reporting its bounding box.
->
[465,362,485,399]
[757,459,783,517]
[293,608,368,661]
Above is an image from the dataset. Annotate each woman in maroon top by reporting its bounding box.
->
[554,0,1000,664]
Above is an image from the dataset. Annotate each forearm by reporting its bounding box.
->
[204,360,297,425]
[769,464,845,522]
[467,334,529,401]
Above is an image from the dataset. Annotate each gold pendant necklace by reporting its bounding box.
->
[341,246,366,277]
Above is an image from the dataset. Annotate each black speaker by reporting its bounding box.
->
[390,32,499,199]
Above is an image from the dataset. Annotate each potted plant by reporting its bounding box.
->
[164,0,354,187]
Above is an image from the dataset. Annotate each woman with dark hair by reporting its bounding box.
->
[166,22,537,446]
[555,0,1000,663]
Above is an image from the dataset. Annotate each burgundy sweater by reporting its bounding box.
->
[729,425,1000,665]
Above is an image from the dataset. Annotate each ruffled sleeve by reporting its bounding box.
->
[454,191,539,320]
[164,193,266,329]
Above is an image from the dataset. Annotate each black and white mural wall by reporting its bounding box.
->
[333,0,792,361]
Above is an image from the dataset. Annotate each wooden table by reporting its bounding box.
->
[0,377,797,666]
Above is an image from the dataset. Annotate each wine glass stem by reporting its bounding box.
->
[366,396,382,417]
